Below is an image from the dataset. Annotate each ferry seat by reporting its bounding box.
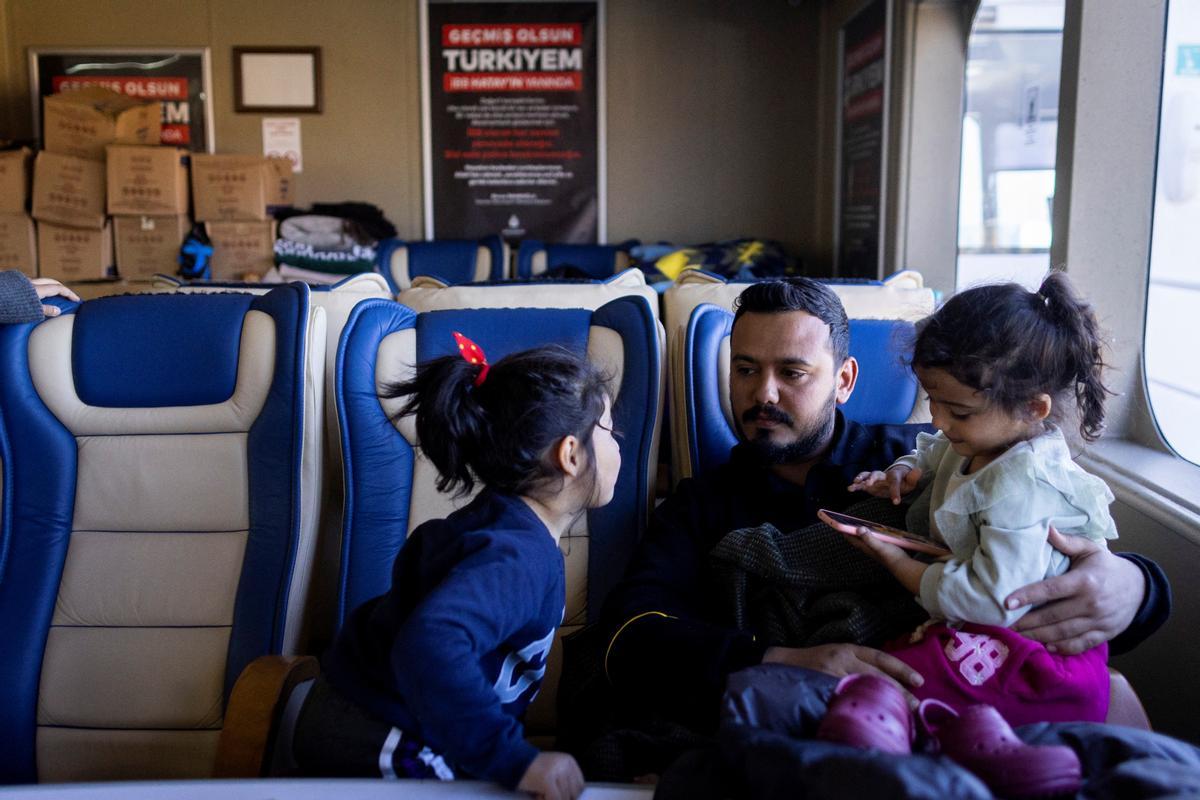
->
[151,272,392,654]
[334,296,662,742]
[664,269,937,483]
[377,235,508,291]
[0,285,320,783]
[515,239,638,280]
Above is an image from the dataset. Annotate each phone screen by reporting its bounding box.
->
[818,509,951,556]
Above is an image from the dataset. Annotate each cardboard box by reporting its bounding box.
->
[43,87,161,161]
[0,214,37,276]
[191,155,270,221]
[107,145,189,216]
[38,220,114,281]
[114,215,190,279]
[0,148,33,213]
[31,151,107,229]
[266,157,295,208]
[206,221,276,279]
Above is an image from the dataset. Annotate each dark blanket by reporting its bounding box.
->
[561,499,927,781]
[709,496,927,649]
[654,664,1200,800]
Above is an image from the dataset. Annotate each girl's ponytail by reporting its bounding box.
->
[383,356,492,494]
[1037,272,1111,442]
[382,344,609,499]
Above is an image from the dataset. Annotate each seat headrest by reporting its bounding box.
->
[416,307,593,362]
[71,293,257,408]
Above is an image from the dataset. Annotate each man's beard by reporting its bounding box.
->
[738,390,838,465]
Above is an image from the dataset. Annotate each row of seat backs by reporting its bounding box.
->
[146,267,934,744]
[0,269,934,783]
[378,236,637,290]
[0,285,321,784]
[0,276,666,782]
[161,270,665,644]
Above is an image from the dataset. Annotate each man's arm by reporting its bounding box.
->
[1007,528,1171,655]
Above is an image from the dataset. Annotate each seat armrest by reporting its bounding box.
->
[1107,668,1151,730]
[214,654,319,778]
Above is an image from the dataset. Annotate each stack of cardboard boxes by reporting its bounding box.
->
[193,155,292,280]
[15,86,295,285]
[0,148,35,277]
[32,87,160,281]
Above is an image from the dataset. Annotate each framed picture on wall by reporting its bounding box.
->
[29,47,215,152]
[233,47,323,114]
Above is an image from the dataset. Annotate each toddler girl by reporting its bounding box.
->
[293,336,620,800]
[846,272,1117,724]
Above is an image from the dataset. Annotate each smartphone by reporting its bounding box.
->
[817,508,952,557]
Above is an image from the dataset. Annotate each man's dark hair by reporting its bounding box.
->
[732,277,851,364]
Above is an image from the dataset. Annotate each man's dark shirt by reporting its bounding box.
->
[600,412,1170,728]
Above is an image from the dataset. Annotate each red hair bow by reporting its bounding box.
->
[452,331,489,387]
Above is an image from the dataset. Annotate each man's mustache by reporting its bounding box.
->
[743,404,793,426]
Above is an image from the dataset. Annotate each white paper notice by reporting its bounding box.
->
[262,117,303,173]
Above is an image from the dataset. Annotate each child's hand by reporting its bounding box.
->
[518,751,585,800]
[841,526,929,596]
[841,525,909,566]
[848,466,922,505]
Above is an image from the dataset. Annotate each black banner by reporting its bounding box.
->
[837,1,888,278]
[425,1,600,242]
[32,49,212,153]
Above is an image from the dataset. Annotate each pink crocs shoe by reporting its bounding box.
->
[919,700,1082,798]
[815,673,913,755]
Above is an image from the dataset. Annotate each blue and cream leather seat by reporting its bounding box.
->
[666,270,937,482]
[154,273,393,650]
[377,236,509,290]
[514,240,637,280]
[334,296,662,739]
[0,285,319,782]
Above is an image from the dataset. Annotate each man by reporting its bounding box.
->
[601,277,1168,732]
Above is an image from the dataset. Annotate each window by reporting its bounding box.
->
[956,0,1065,291]
[1145,0,1200,465]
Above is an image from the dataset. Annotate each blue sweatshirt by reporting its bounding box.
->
[324,489,565,788]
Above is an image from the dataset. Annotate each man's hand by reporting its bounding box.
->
[1006,527,1146,654]
[848,466,922,505]
[762,643,924,689]
[517,752,585,800]
[31,278,80,318]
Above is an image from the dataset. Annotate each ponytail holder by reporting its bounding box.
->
[452,331,489,387]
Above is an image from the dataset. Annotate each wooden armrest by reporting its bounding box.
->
[1107,667,1152,730]
[214,654,320,778]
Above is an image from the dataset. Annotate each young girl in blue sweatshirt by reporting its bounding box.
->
[294,337,619,800]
